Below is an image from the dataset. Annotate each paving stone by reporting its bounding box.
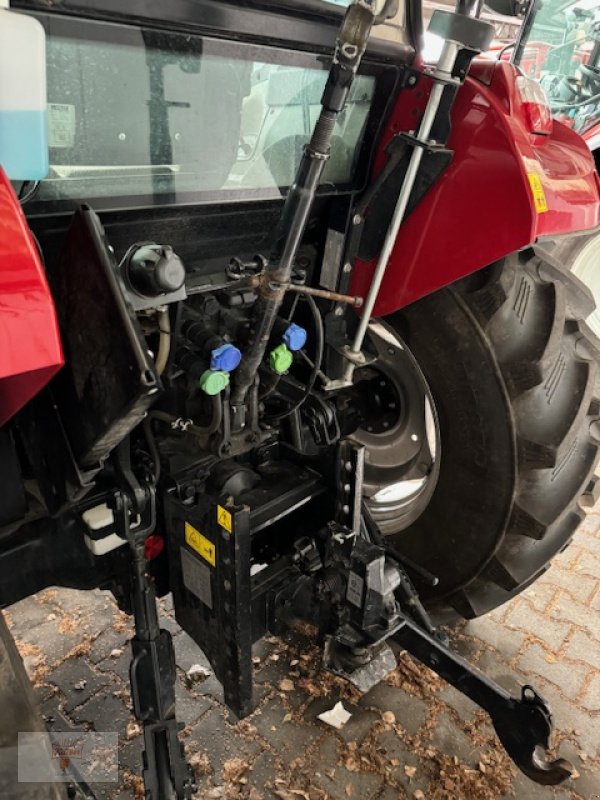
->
[573,531,600,559]
[518,644,589,700]
[576,549,600,583]
[118,735,143,774]
[51,587,115,617]
[7,595,52,631]
[359,681,428,736]
[563,629,600,670]
[376,729,429,793]
[464,617,527,659]
[520,581,559,614]
[159,593,175,614]
[97,647,132,684]
[156,613,181,636]
[87,627,131,666]
[581,672,600,712]
[187,707,261,777]
[17,620,83,664]
[504,600,571,651]
[252,696,323,759]
[252,649,296,688]
[245,751,279,795]
[174,675,214,725]
[581,511,600,534]
[517,644,589,700]
[430,712,479,767]
[172,635,225,705]
[173,631,210,673]
[311,736,384,800]
[46,657,110,714]
[549,591,600,635]
[72,690,131,733]
[40,691,69,725]
[546,566,598,603]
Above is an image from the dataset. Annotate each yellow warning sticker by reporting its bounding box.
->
[184,522,215,567]
[527,172,548,214]
[217,505,233,534]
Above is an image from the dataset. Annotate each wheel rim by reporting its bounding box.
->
[352,320,441,535]
[571,233,600,339]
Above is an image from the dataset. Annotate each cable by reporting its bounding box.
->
[154,308,171,376]
[29,229,45,267]
[18,180,40,204]
[265,293,324,422]
[497,41,516,60]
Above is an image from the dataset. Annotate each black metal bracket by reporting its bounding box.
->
[393,618,573,785]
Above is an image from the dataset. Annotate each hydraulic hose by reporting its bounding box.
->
[265,293,325,422]
[154,308,171,376]
[231,0,376,415]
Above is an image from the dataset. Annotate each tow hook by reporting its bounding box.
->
[393,620,573,785]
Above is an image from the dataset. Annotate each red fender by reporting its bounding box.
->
[350,61,600,315]
[0,167,63,425]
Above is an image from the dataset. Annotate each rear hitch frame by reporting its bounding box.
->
[323,439,574,786]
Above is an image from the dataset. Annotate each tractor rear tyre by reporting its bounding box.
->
[379,247,600,618]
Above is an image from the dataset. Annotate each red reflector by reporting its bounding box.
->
[144,534,165,560]
[516,76,553,135]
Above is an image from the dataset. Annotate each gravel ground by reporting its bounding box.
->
[5,506,600,800]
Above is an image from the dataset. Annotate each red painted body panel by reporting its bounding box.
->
[350,61,600,316]
[0,168,63,425]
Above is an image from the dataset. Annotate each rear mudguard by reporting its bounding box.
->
[350,60,600,315]
[0,168,63,425]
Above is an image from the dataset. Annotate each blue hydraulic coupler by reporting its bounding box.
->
[210,343,242,372]
[282,323,307,352]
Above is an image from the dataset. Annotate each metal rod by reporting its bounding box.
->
[287,283,364,307]
[344,39,460,380]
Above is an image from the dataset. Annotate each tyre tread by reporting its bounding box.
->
[447,248,600,616]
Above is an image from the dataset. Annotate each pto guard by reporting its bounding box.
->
[0,167,63,425]
[350,60,600,316]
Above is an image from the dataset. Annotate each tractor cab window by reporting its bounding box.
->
[28,16,377,213]
[517,0,600,134]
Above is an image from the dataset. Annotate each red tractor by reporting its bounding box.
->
[1,0,599,796]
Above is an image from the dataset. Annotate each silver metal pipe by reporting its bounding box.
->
[344,39,460,380]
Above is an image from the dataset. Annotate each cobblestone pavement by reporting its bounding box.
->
[5,508,600,800]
